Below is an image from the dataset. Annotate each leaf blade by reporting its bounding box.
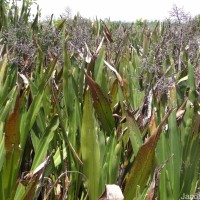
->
[124,111,171,199]
[81,90,100,200]
[85,72,115,134]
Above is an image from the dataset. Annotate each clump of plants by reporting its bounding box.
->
[0,1,200,200]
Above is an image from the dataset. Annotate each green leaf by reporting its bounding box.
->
[0,55,8,85]
[109,139,122,183]
[94,47,106,85]
[124,111,171,199]
[63,49,72,118]
[21,58,57,150]
[30,131,39,153]
[177,75,188,84]
[0,68,17,109]
[81,90,100,200]
[109,79,118,108]
[187,61,196,102]
[126,109,143,155]
[20,90,44,149]
[14,183,25,200]
[2,93,24,199]
[0,136,5,172]
[85,72,115,134]
[167,85,181,200]
[180,131,200,196]
[31,115,59,171]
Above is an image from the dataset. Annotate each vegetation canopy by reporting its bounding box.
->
[0,1,200,199]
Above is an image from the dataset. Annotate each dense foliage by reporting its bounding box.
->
[0,1,200,199]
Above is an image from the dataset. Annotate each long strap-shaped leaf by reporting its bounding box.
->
[84,71,115,134]
[3,93,24,199]
[81,90,100,200]
[124,110,171,200]
[126,109,143,155]
[51,82,83,165]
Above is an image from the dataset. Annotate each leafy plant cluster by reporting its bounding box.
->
[0,1,200,200]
